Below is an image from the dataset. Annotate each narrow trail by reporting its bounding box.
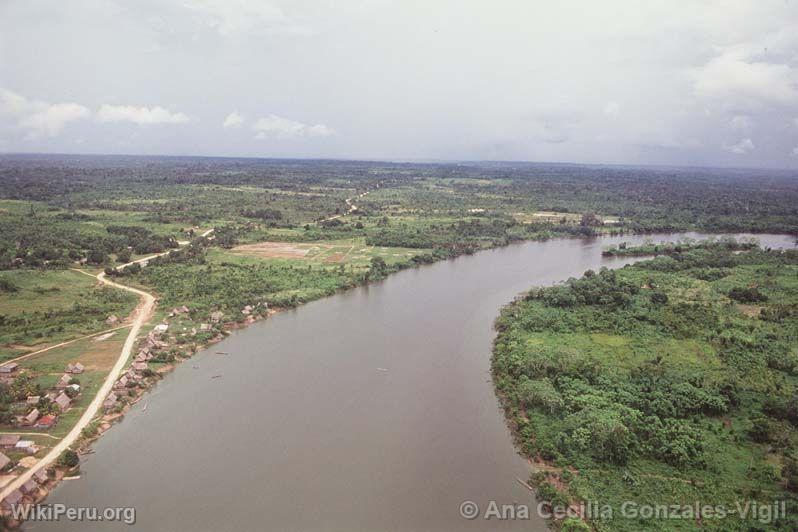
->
[0,229,214,505]
[321,190,369,222]
[2,325,132,366]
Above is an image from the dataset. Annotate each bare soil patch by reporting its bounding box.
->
[231,242,314,259]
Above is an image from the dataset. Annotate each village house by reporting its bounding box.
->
[54,392,71,412]
[35,415,56,429]
[0,435,20,449]
[0,452,10,471]
[26,395,40,405]
[65,362,84,374]
[56,374,72,389]
[0,362,19,374]
[132,362,148,373]
[1,489,23,512]
[113,375,128,390]
[14,440,37,454]
[199,323,211,331]
[153,323,169,333]
[33,469,48,484]
[210,311,224,323]
[20,479,38,496]
[103,391,118,412]
[168,305,190,317]
[23,408,39,426]
[106,314,119,326]
[68,383,80,393]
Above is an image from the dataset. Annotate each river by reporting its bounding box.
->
[30,233,796,531]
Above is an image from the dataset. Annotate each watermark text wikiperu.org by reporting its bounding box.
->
[9,503,136,525]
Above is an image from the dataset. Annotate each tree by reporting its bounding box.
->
[580,212,602,227]
[86,249,108,265]
[58,449,80,468]
[650,291,669,305]
[117,249,132,263]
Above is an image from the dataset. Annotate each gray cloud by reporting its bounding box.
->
[0,0,797,167]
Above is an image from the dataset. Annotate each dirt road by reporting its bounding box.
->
[0,229,213,505]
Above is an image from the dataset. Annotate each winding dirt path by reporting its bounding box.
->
[3,325,132,366]
[0,229,214,505]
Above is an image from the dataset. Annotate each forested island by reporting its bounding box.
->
[493,242,798,531]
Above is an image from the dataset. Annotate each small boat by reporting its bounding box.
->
[215,351,229,355]
[211,374,222,379]
[142,403,148,412]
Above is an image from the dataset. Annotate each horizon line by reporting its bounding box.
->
[1,150,797,174]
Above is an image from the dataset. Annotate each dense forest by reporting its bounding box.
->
[0,155,796,272]
[493,244,798,531]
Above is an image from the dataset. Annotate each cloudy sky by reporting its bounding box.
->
[1,0,797,168]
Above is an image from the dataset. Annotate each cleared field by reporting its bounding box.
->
[0,269,137,354]
[230,237,426,266]
[0,269,97,315]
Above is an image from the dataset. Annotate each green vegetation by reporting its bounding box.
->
[602,236,758,257]
[493,246,798,531]
[1,155,797,521]
[0,269,137,355]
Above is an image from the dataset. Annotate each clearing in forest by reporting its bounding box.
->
[230,238,425,266]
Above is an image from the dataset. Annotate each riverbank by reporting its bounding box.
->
[5,232,794,529]
[491,242,798,531]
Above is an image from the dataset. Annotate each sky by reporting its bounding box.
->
[1,0,798,168]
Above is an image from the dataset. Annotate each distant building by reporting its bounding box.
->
[33,469,49,484]
[153,324,169,333]
[114,376,129,390]
[56,374,72,389]
[14,440,37,454]
[106,315,120,326]
[20,479,38,496]
[103,392,118,412]
[1,489,23,511]
[65,362,84,374]
[35,415,56,429]
[23,408,40,426]
[132,362,148,373]
[54,393,71,412]
[0,363,19,374]
[0,435,20,448]
[26,396,40,405]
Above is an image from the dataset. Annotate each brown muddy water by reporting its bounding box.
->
[30,233,796,532]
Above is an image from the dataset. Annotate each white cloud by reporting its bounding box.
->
[252,114,335,139]
[0,88,89,137]
[223,111,245,128]
[723,138,755,154]
[181,0,309,37]
[603,102,620,118]
[791,146,798,158]
[694,52,798,108]
[97,104,190,125]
